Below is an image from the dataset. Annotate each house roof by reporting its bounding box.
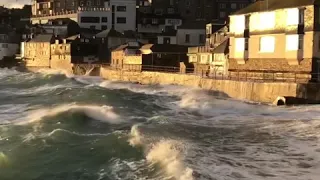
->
[212,39,229,54]
[113,41,144,51]
[140,44,188,53]
[233,0,317,15]
[29,34,54,43]
[96,29,124,38]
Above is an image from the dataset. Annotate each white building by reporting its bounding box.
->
[0,33,19,61]
[177,23,206,46]
[31,0,136,33]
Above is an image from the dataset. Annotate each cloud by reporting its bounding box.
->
[2,0,31,8]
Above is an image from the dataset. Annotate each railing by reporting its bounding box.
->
[100,64,318,83]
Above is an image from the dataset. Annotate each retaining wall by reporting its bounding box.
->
[100,67,320,104]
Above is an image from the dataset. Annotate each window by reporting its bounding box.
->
[101,25,108,30]
[240,4,246,8]
[235,38,245,52]
[2,44,8,48]
[164,37,171,44]
[219,3,226,9]
[170,0,174,6]
[87,1,91,6]
[287,8,299,25]
[56,2,60,8]
[259,12,275,29]
[199,34,205,43]
[102,17,108,22]
[245,38,249,51]
[90,25,96,30]
[219,11,226,18]
[286,34,304,51]
[185,34,190,43]
[231,3,237,9]
[186,0,190,7]
[259,36,275,53]
[117,17,126,24]
[97,0,100,5]
[81,16,100,23]
[168,8,174,14]
[71,1,75,6]
[117,6,126,12]
[42,3,48,8]
[80,1,84,6]
[152,18,158,24]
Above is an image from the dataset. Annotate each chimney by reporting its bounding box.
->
[55,39,59,44]
[63,39,66,44]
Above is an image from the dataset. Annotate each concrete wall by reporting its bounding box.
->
[100,67,314,103]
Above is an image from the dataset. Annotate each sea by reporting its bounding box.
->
[0,68,320,180]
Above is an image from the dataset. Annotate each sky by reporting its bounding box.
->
[1,0,30,8]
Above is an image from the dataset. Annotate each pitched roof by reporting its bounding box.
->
[29,34,54,43]
[233,0,317,15]
[212,39,229,54]
[96,29,124,38]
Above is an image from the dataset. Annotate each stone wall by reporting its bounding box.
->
[50,55,73,74]
[229,58,313,73]
[100,68,320,104]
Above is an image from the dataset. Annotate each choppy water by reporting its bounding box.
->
[0,68,320,180]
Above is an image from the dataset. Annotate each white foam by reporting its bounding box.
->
[129,124,143,146]
[146,140,194,180]
[128,125,194,180]
[16,104,120,125]
[37,68,74,78]
[0,68,20,79]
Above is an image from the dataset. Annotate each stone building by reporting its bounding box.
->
[22,34,54,68]
[229,0,320,81]
[111,41,143,71]
[140,44,188,72]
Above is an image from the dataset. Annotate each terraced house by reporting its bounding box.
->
[229,0,320,81]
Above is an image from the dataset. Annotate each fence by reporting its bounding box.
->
[101,64,317,83]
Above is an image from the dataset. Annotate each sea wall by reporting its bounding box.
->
[100,67,320,104]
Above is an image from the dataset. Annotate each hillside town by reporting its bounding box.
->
[1,0,319,83]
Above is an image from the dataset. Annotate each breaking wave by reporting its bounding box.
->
[129,124,194,180]
[37,68,74,78]
[16,104,120,125]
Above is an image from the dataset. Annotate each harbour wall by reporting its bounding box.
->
[100,67,320,105]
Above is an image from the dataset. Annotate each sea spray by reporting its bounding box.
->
[128,125,194,180]
[129,124,143,146]
[146,140,194,180]
[37,68,74,78]
[17,104,120,125]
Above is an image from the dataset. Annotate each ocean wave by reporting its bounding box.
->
[0,68,21,79]
[16,104,121,125]
[129,125,194,180]
[36,68,74,78]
